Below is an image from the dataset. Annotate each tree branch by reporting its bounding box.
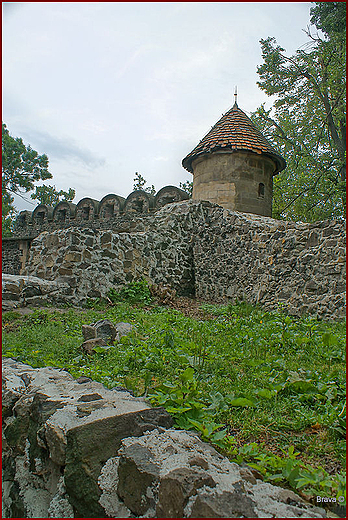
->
[6,188,36,205]
[278,172,323,213]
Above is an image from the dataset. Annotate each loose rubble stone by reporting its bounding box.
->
[81,337,107,354]
[81,324,97,340]
[80,320,134,354]
[2,273,69,311]
[150,283,177,304]
[90,319,118,343]
[116,321,134,337]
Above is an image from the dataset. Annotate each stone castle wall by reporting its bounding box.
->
[24,208,195,302]
[193,205,346,318]
[2,239,23,275]
[17,200,345,320]
[1,186,189,278]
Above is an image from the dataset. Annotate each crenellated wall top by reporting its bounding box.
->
[13,185,189,239]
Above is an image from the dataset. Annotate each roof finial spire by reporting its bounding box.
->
[234,86,238,107]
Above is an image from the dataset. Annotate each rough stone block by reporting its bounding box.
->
[81,324,97,341]
[64,252,82,263]
[81,337,107,354]
[2,274,69,311]
[92,319,118,343]
[1,371,26,419]
[2,292,20,301]
[156,467,217,517]
[102,428,327,519]
[117,444,160,515]
[116,322,134,337]
[189,488,257,518]
[2,358,173,519]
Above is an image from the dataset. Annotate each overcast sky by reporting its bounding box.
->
[3,2,312,211]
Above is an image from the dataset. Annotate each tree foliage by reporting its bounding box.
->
[2,122,52,234]
[2,123,75,234]
[133,171,156,195]
[2,192,17,237]
[30,185,75,206]
[310,1,346,36]
[179,180,193,197]
[2,123,51,196]
[251,2,346,222]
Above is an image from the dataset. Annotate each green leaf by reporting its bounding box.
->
[246,359,265,367]
[229,397,256,408]
[287,466,302,488]
[322,332,338,347]
[93,346,109,353]
[267,473,284,481]
[287,445,300,458]
[255,388,276,399]
[166,406,192,414]
[248,462,267,475]
[211,429,228,441]
[288,380,317,394]
[179,367,195,382]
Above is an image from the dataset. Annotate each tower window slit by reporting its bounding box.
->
[258,183,265,198]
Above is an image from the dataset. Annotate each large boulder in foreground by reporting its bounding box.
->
[2,358,172,518]
[2,358,329,518]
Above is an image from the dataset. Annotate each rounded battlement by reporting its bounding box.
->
[12,185,190,239]
[15,210,32,230]
[155,186,189,209]
[76,198,99,222]
[53,201,77,223]
[124,190,155,214]
[99,194,125,219]
[32,204,54,224]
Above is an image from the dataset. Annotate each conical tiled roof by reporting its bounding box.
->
[182,103,286,174]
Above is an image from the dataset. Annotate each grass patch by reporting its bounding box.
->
[2,300,346,504]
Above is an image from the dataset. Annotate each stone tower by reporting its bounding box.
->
[182,101,286,216]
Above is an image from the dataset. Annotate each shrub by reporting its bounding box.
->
[108,279,152,305]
